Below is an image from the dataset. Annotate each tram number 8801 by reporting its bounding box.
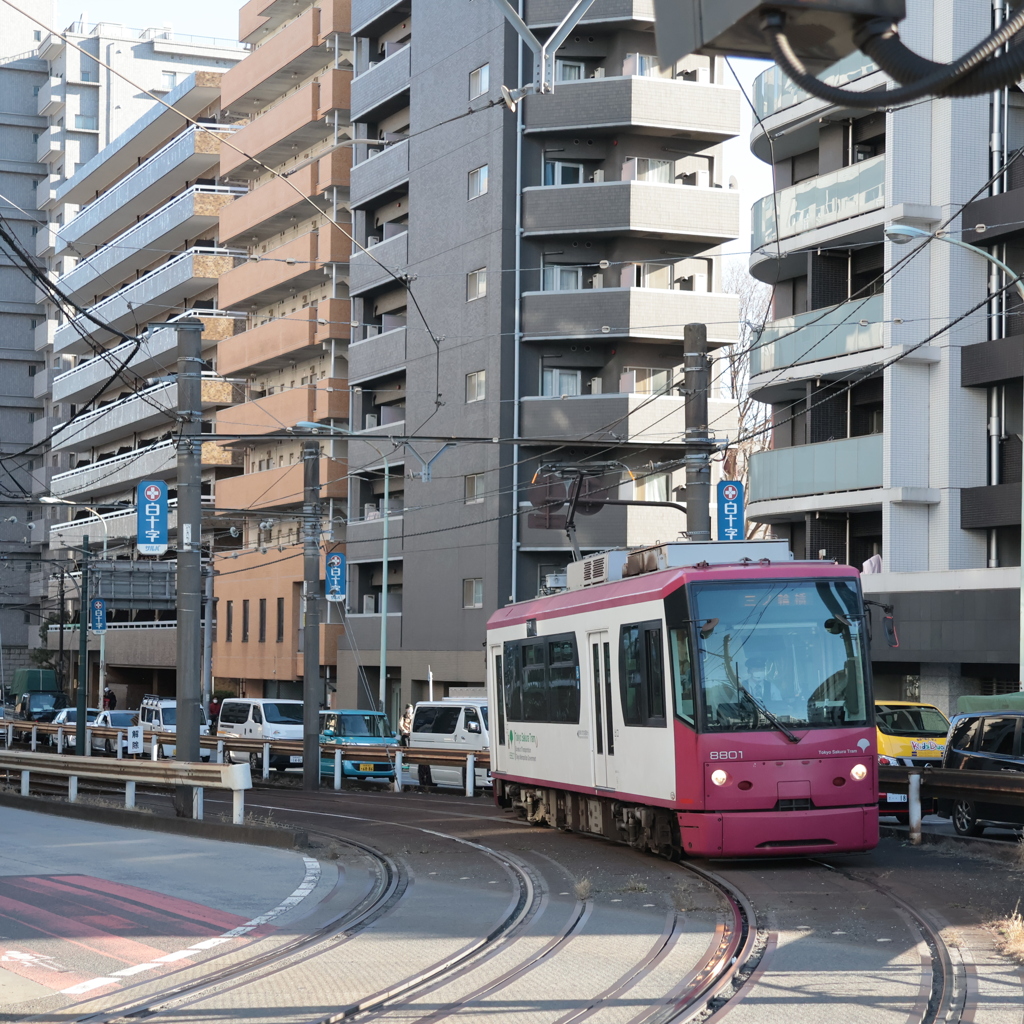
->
[709,751,743,760]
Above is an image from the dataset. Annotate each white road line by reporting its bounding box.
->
[60,856,321,996]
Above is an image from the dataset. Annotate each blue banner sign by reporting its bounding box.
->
[137,480,168,556]
[716,480,745,541]
[90,597,107,634]
[325,551,346,602]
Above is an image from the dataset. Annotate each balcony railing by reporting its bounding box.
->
[752,154,885,249]
[749,434,883,502]
[752,293,885,375]
[51,440,177,497]
[753,53,879,119]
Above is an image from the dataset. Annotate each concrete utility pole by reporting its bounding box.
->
[201,561,214,713]
[174,319,204,816]
[302,440,321,792]
[683,322,712,543]
[74,537,89,755]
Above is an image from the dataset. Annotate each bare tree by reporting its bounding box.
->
[720,259,773,538]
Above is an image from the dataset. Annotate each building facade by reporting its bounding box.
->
[340,0,741,718]
[745,0,1024,712]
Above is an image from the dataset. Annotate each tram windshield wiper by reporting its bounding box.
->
[721,634,801,744]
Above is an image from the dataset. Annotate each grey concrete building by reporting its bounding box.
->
[745,0,1024,713]
[339,0,741,717]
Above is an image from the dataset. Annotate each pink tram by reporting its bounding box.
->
[486,541,879,858]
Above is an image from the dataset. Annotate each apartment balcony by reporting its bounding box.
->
[520,394,686,445]
[753,54,878,121]
[349,231,406,296]
[350,42,410,122]
[216,457,347,510]
[49,503,177,551]
[36,125,63,164]
[219,163,316,246]
[522,288,738,344]
[318,146,351,193]
[53,249,241,356]
[59,125,238,255]
[221,225,347,310]
[752,154,885,251]
[37,76,64,115]
[222,4,338,114]
[35,225,58,258]
[32,366,63,401]
[59,187,243,305]
[217,378,348,435]
[961,483,1021,529]
[51,439,240,499]
[350,139,408,206]
[52,377,239,453]
[751,293,885,377]
[524,76,739,142]
[352,0,409,34]
[749,435,883,504]
[220,71,352,178]
[53,314,244,405]
[522,181,739,244]
[217,307,319,376]
[524,0,652,26]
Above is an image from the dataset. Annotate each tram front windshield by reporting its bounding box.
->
[689,580,869,734]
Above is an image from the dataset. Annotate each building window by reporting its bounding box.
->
[33,29,41,40]
[27,364,38,376]
[467,268,487,301]
[74,115,98,130]
[542,368,581,397]
[555,59,584,81]
[629,156,673,183]
[544,160,584,185]
[625,53,659,76]
[468,164,489,199]
[162,71,178,90]
[276,597,285,642]
[465,473,484,504]
[463,578,483,608]
[241,599,250,642]
[258,598,267,642]
[465,370,486,403]
[226,600,234,641]
[469,63,489,98]
[32,86,40,97]
[541,265,583,291]
[636,472,670,502]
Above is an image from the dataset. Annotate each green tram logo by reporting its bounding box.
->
[508,729,538,762]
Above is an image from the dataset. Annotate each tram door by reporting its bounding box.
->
[587,631,614,789]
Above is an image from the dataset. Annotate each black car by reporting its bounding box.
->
[938,710,1024,836]
[13,690,69,722]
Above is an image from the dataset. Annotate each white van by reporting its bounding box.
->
[217,698,304,772]
[404,698,490,790]
[137,695,209,759]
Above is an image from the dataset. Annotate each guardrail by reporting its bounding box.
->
[0,749,251,822]
[1,721,490,797]
[878,765,1024,843]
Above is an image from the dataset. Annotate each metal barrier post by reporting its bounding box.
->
[85,728,92,756]
[30,726,37,752]
[125,780,136,809]
[394,750,403,793]
[57,727,63,752]
[334,749,342,791]
[116,732,123,759]
[466,754,476,798]
[216,740,224,764]
[20,769,28,796]
[193,787,204,821]
[5,724,11,747]
[908,770,922,845]
[69,776,78,802]
[151,738,159,761]
[262,742,270,781]
[232,790,244,825]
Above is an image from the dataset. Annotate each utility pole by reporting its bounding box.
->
[201,560,214,713]
[302,439,321,792]
[683,322,712,543]
[379,460,389,718]
[57,570,65,694]
[74,538,89,755]
[174,318,204,816]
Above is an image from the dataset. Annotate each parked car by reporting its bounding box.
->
[404,698,490,790]
[138,694,209,759]
[937,710,1024,836]
[49,707,100,750]
[217,698,304,772]
[319,709,397,782]
[91,710,138,755]
[12,689,68,723]
[875,701,949,821]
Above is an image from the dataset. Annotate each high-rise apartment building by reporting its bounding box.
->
[210,0,351,702]
[340,0,741,717]
[746,2,1024,712]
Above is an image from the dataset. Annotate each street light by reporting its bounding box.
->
[886,222,1024,692]
[296,421,392,718]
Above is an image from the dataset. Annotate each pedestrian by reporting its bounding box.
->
[399,704,413,746]
[103,686,116,710]
[209,695,221,728]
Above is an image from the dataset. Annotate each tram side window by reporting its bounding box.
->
[668,628,695,725]
[619,621,667,728]
[502,634,580,724]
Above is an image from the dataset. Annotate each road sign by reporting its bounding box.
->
[126,725,143,755]
[90,597,107,634]
[137,480,168,555]
[325,552,346,602]
[717,480,745,541]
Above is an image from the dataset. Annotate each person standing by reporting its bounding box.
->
[399,704,413,746]
[103,686,117,711]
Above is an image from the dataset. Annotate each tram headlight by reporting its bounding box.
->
[711,769,730,786]
[850,763,868,781]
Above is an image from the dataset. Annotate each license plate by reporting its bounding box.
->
[359,763,374,772]
[289,755,302,763]
[884,793,908,803]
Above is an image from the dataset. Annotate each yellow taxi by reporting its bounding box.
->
[875,701,950,820]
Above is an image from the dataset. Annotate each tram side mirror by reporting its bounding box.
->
[699,618,719,640]
[824,615,849,635]
[882,607,899,648]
